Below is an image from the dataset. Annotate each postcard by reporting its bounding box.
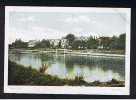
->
[4,6,131,95]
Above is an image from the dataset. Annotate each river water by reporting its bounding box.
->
[9,51,125,83]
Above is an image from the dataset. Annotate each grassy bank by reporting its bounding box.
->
[8,60,125,87]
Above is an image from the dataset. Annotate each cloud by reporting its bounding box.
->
[31,26,64,39]
[31,26,45,32]
[73,27,83,33]
[9,12,127,43]
[65,17,78,23]
[91,20,97,24]
[64,15,91,23]
[78,15,91,22]
[18,16,35,22]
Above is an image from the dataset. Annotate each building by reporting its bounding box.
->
[76,36,88,41]
[97,37,112,49]
[28,40,37,47]
[49,39,60,47]
[49,39,67,48]
[60,39,67,48]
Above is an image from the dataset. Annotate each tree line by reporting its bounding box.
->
[9,33,126,50]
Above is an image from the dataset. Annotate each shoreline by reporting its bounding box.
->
[9,49,125,58]
[8,60,125,87]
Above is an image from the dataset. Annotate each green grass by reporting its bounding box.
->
[8,60,125,87]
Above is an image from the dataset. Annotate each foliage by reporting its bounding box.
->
[39,64,48,74]
[65,34,76,48]
[109,36,119,49]
[118,33,126,49]
[34,39,50,49]
[87,36,98,49]
[109,34,126,50]
[8,60,124,86]
[56,40,62,48]
[10,39,28,48]
[9,33,126,50]
[99,37,111,49]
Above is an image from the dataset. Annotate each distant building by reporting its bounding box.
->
[49,39,67,48]
[28,40,37,47]
[97,37,111,49]
[76,36,88,41]
[60,39,67,48]
[49,39,60,47]
[97,37,103,49]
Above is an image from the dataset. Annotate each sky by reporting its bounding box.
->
[8,9,127,44]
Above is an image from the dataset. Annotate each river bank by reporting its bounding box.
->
[9,48,125,58]
[8,60,125,87]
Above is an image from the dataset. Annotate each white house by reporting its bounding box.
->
[60,39,67,48]
[49,39,67,48]
[28,40,37,47]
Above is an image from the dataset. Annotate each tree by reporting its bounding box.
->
[72,40,81,49]
[34,39,50,49]
[11,39,28,48]
[87,36,98,49]
[58,40,62,48]
[118,33,126,49]
[99,37,111,49]
[65,34,75,48]
[80,40,87,50]
[109,36,119,49]
[102,33,126,50]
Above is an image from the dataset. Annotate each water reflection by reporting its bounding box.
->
[9,52,125,82]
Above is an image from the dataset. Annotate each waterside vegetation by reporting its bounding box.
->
[8,60,125,87]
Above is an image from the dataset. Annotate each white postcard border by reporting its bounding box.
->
[4,6,131,95]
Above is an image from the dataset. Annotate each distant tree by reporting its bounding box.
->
[99,37,111,49]
[72,40,81,49]
[50,42,55,49]
[80,40,87,50]
[9,44,12,49]
[65,34,75,48]
[11,39,28,48]
[109,36,119,49]
[103,33,126,50]
[87,36,98,49]
[34,39,50,49]
[118,33,126,49]
[58,40,62,48]
[34,41,41,48]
